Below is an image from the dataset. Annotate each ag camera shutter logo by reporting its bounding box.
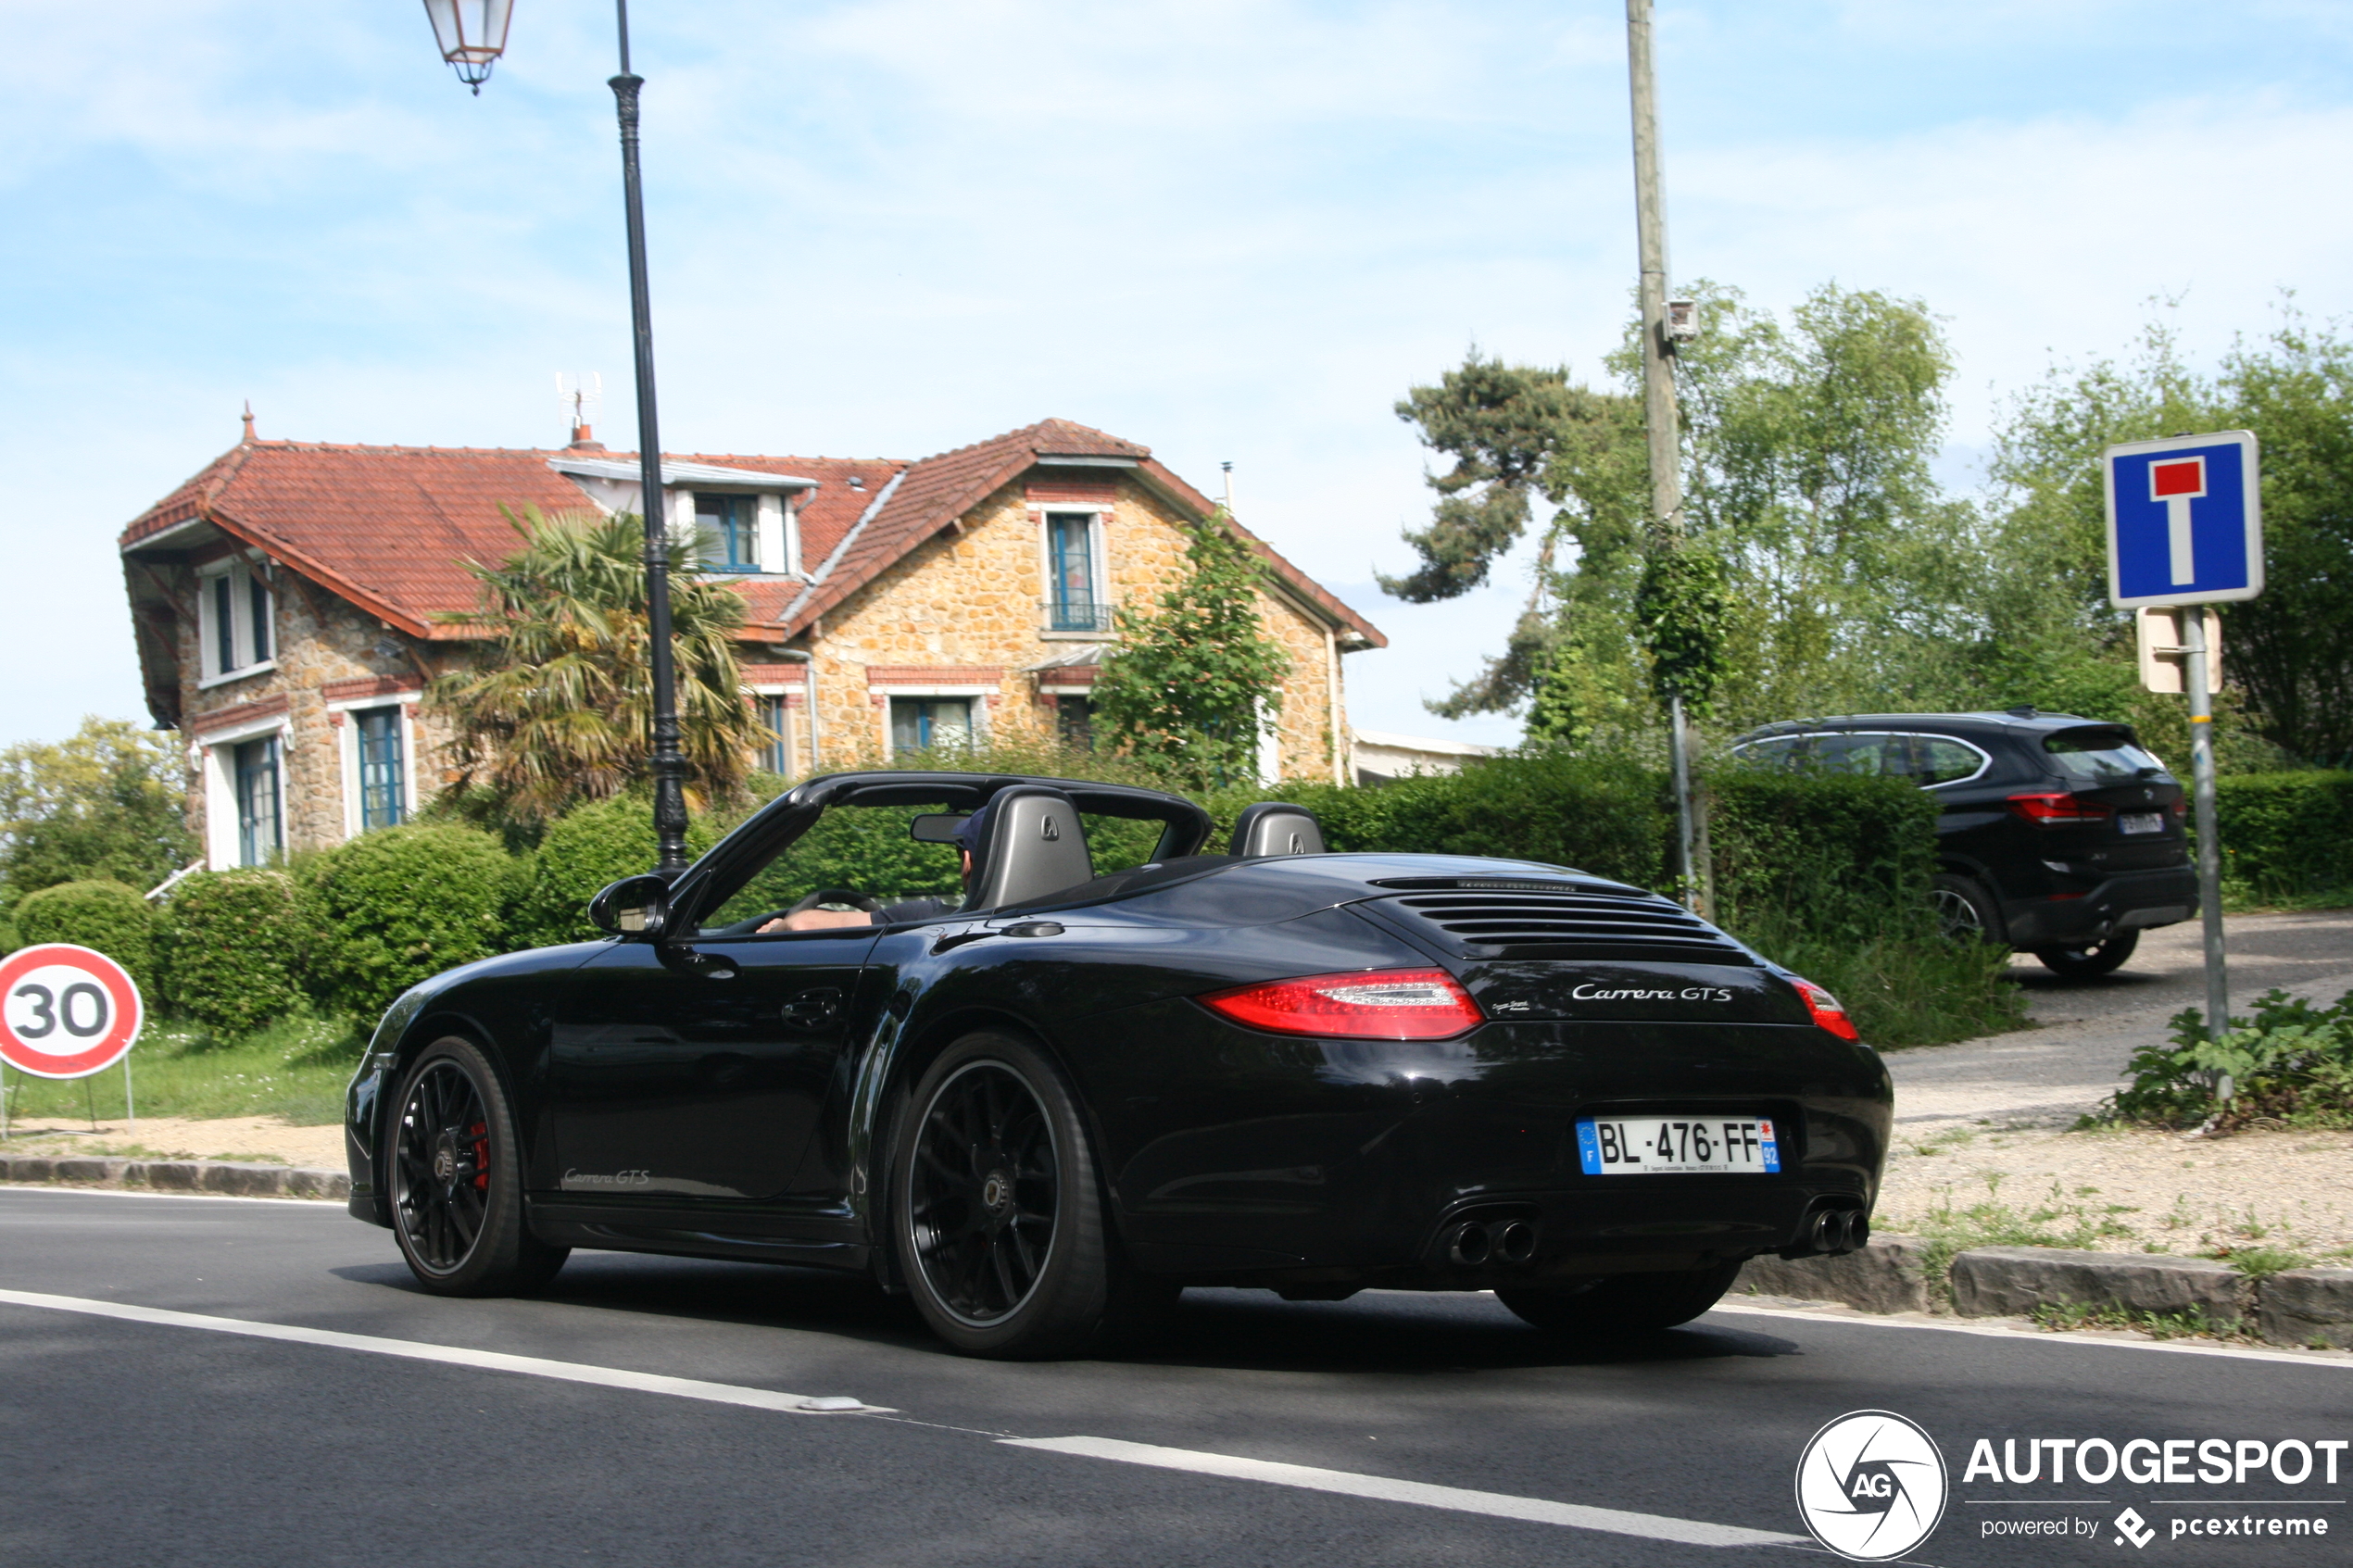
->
[1795,1410,1948,1562]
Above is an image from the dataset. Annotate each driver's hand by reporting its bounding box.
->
[761,908,875,933]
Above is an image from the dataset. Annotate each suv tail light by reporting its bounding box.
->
[1198,968,1483,1040]
[2007,792,2113,824]
[1792,978,1860,1041]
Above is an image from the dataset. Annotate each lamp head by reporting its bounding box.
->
[422,0,515,94]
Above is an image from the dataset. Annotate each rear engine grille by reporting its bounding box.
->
[1377,891,1755,964]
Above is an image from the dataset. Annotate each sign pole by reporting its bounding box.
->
[2184,607,2232,1097]
[122,1047,135,1130]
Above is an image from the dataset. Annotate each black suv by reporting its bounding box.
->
[1729,709,2196,977]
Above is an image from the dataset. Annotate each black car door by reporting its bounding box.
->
[548,927,880,1204]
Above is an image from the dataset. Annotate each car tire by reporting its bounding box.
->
[2032,930,2140,978]
[1495,1261,1743,1335]
[387,1036,568,1297]
[893,1031,1119,1359]
[1930,873,2005,944]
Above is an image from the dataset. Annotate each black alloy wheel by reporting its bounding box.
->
[894,1032,1119,1358]
[1496,1261,1744,1336]
[2033,929,2140,978]
[1930,873,2004,944]
[389,1036,567,1297]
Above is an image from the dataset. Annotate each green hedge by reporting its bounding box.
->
[507,796,718,949]
[1706,771,1941,938]
[155,870,305,1035]
[13,879,156,997]
[2211,771,2353,897]
[302,824,514,1021]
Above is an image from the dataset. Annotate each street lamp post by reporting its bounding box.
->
[422,0,692,874]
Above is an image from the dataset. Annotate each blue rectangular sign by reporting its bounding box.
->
[2104,431,2263,608]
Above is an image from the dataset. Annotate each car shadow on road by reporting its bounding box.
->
[329,1256,1800,1374]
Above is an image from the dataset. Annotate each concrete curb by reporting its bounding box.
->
[0,1153,348,1201]
[1737,1236,2353,1348]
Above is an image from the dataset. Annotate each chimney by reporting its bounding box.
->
[567,421,604,451]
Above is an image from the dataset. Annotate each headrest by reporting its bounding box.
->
[961,786,1094,910]
[1227,801,1327,858]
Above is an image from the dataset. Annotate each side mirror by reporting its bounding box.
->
[589,874,673,940]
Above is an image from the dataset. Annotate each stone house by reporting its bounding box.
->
[119,415,1385,868]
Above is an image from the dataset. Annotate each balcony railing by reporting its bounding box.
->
[1041,600,1115,633]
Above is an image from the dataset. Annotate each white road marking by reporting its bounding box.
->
[1002,1435,1806,1549]
[1712,1301,2353,1369]
[0,1288,885,1414]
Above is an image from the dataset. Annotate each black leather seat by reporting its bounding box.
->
[1227,801,1327,857]
[961,786,1096,910]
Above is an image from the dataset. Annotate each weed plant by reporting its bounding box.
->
[2096,987,2353,1130]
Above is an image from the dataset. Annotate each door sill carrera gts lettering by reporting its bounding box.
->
[346,770,1892,1359]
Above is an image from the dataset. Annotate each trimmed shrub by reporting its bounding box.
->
[507,796,718,949]
[1706,770,1940,939]
[154,870,305,1035]
[2210,771,2353,898]
[13,879,156,997]
[304,824,515,1021]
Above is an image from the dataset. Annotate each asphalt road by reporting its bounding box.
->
[1889,908,2353,1125]
[5,1188,2348,1567]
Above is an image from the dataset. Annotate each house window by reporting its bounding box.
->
[356,709,406,830]
[199,560,274,680]
[759,695,792,775]
[1055,696,1094,751]
[697,494,758,571]
[890,697,973,755]
[1045,513,1105,632]
[233,737,282,866]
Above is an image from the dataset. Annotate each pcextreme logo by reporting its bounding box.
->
[1795,1410,1949,1562]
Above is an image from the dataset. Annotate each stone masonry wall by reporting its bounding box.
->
[802,470,1348,781]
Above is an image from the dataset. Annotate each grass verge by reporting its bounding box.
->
[2029,1301,2247,1341]
[1732,915,2031,1049]
[0,1012,362,1127]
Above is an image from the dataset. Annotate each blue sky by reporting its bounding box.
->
[7,1,2351,749]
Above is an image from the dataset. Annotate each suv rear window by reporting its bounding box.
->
[2043,727,2170,784]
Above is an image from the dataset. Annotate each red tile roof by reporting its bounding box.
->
[120,420,1384,650]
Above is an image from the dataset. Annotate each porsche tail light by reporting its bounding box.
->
[1198,968,1483,1040]
[2007,792,2112,824]
[1792,978,1860,1042]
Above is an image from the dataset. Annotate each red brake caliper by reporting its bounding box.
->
[469,1121,490,1190]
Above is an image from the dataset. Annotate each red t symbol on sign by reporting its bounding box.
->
[2150,457,2206,586]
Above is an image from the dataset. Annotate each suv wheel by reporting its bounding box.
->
[2033,930,2139,978]
[1931,874,2004,944]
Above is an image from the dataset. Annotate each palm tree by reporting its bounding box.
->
[430,507,765,823]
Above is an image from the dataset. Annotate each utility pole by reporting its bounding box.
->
[1626,0,1701,909]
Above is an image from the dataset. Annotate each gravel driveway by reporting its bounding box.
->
[1877,907,2353,1255]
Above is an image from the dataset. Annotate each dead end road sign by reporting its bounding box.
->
[2104,431,2262,608]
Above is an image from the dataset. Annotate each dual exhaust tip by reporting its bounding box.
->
[1446,1217,1539,1268]
[1805,1207,1869,1257]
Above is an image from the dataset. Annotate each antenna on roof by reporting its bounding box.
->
[241,402,257,444]
[556,371,604,450]
[1220,460,1234,515]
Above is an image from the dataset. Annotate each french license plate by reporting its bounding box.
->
[1577,1116,1780,1175]
[2120,811,2165,835]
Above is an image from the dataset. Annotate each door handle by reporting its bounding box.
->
[781,987,845,1031]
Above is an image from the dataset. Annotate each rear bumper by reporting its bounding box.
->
[1081,1011,1893,1287]
[2004,866,2197,947]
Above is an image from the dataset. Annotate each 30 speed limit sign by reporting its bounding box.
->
[0,943,144,1079]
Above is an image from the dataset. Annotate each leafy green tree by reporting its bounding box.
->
[0,718,196,926]
[430,508,766,824]
[1092,508,1291,790]
[1390,284,1967,740]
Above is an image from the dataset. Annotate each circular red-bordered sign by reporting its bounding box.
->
[0,944,144,1079]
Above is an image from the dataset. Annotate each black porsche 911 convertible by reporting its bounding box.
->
[345,771,1891,1358]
